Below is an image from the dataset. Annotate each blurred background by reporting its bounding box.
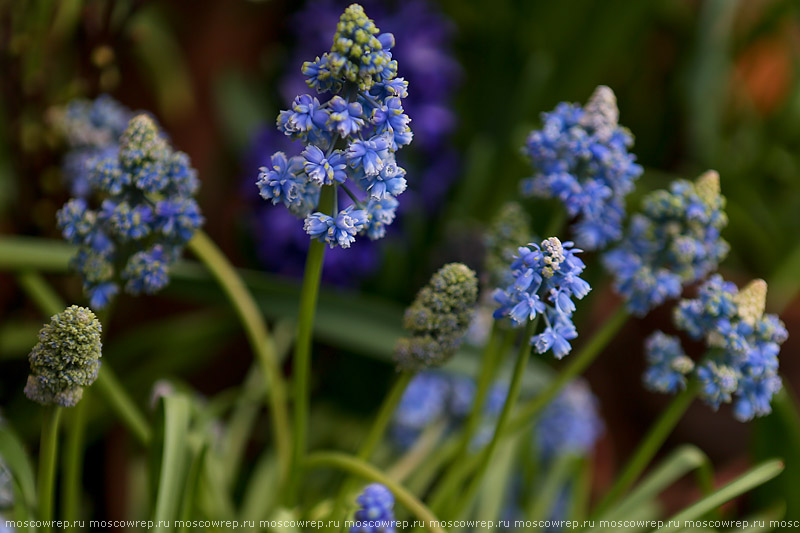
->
[1,0,800,524]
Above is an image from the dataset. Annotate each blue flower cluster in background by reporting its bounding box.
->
[493,237,591,359]
[535,380,604,460]
[520,86,643,251]
[51,95,133,197]
[350,483,396,533]
[244,0,460,284]
[56,114,203,309]
[603,171,729,316]
[645,276,788,421]
[257,4,412,250]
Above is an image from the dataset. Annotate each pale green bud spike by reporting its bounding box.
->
[580,85,619,141]
[694,170,721,204]
[394,263,479,371]
[735,279,767,325]
[24,305,103,407]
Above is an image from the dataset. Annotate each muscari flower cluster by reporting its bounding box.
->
[56,114,203,309]
[520,86,643,250]
[394,263,479,371]
[645,276,788,421]
[245,0,460,286]
[52,95,133,197]
[257,3,413,249]
[493,237,591,359]
[603,171,729,316]
[350,483,396,533]
[24,306,102,408]
[535,380,604,460]
[390,371,476,448]
[484,202,535,290]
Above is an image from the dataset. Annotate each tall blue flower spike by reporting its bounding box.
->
[52,95,133,197]
[56,114,204,309]
[493,237,591,359]
[24,306,102,407]
[603,171,729,316]
[350,483,396,533]
[535,380,604,460]
[645,277,788,421]
[521,86,643,250]
[257,3,412,248]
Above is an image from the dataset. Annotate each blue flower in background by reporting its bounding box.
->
[521,86,643,250]
[644,276,788,421]
[53,95,133,197]
[535,380,604,460]
[350,484,396,533]
[493,237,591,359]
[603,171,729,316]
[56,114,203,309]
[243,0,461,284]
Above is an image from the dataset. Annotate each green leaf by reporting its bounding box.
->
[656,460,785,533]
[0,419,37,519]
[152,394,193,533]
[599,445,711,521]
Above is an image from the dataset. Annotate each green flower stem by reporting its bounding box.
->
[526,453,577,528]
[427,325,513,512]
[329,371,415,526]
[187,230,291,485]
[288,186,334,502]
[592,380,699,517]
[62,395,89,531]
[506,306,628,436]
[16,271,152,446]
[448,319,537,520]
[94,367,152,445]
[37,405,62,533]
[305,451,446,533]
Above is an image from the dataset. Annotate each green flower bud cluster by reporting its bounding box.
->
[24,306,103,407]
[484,202,534,290]
[395,263,479,371]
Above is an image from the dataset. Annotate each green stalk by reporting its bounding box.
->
[16,272,152,446]
[526,454,576,528]
[62,395,89,531]
[288,186,333,502]
[94,367,152,445]
[305,451,446,533]
[592,380,699,517]
[448,319,537,519]
[506,306,628,436]
[187,230,291,485]
[426,325,513,512]
[37,406,63,533]
[329,371,414,526]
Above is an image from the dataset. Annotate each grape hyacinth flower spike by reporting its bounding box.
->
[535,380,604,460]
[394,263,479,371]
[644,276,788,421]
[257,3,412,249]
[603,170,729,316]
[349,483,396,533]
[493,237,591,359]
[521,86,643,250]
[56,114,204,310]
[24,306,103,407]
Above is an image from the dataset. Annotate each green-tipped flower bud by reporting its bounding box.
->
[735,279,767,326]
[394,263,479,371]
[24,305,102,407]
[484,202,533,289]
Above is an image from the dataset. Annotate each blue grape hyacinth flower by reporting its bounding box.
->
[493,237,591,359]
[603,171,729,316]
[56,114,203,309]
[521,86,643,250]
[644,276,788,421]
[350,483,396,533]
[535,380,604,460]
[257,3,413,249]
